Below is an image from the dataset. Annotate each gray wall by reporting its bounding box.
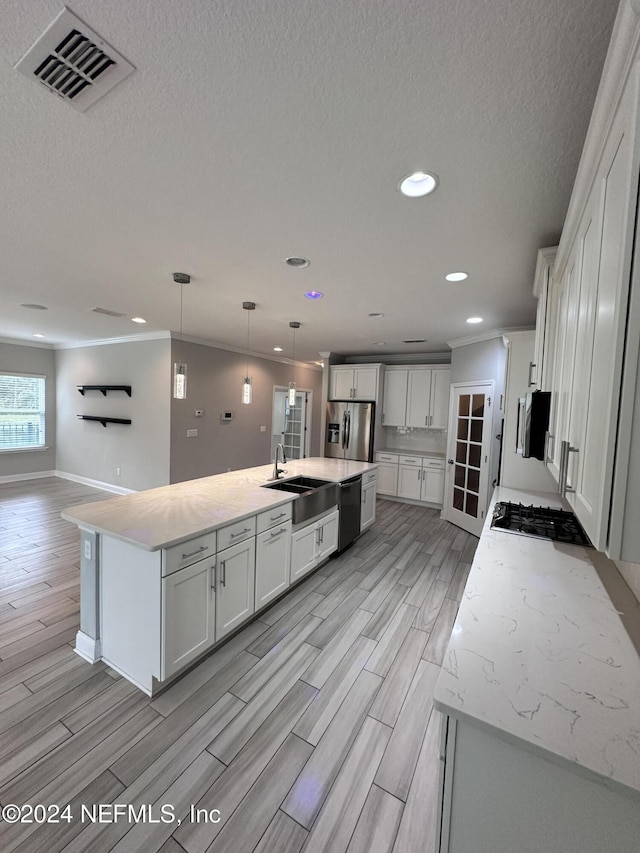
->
[170,340,323,483]
[56,338,171,491]
[451,337,507,490]
[0,341,56,477]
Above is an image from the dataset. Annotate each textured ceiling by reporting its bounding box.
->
[0,0,618,363]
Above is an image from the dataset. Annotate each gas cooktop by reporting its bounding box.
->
[490,501,592,546]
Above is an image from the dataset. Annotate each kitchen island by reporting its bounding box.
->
[433,486,640,852]
[62,458,377,695]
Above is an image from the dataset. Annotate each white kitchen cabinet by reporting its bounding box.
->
[290,508,340,582]
[382,365,450,429]
[360,470,377,531]
[436,715,640,853]
[530,246,557,391]
[329,365,382,401]
[375,461,398,496]
[421,460,445,504]
[398,463,422,500]
[255,520,291,610]
[162,557,215,681]
[215,537,255,641]
[381,369,408,426]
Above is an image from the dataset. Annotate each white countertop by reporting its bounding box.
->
[433,485,640,800]
[376,448,446,459]
[62,458,376,551]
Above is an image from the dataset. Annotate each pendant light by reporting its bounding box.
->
[173,272,190,399]
[242,301,256,404]
[288,321,300,406]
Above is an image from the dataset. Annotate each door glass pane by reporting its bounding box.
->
[467,468,480,493]
[465,493,478,518]
[456,442,467,464]
[458,395,470,416]
[470,419,483,443]
[457,419,469,440]
[455,465,466,488]
[453,488,464,510]
[472,395,485,417]
[468,444,481,468]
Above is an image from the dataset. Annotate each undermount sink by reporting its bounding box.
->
[262,476,337,523]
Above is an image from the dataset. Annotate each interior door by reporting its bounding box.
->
[443,382,494,537]
[271,387,310,460]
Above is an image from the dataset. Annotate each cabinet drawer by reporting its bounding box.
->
[362,469,377,486]
[375,452,398,463]
[217,516,257,551]
[256,503,292,534]
[162,531,217,577]
[399,455,422,466]
[422,458,445,469]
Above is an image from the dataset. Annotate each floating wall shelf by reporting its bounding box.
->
[77,385,132,397]
[77,415,132,428]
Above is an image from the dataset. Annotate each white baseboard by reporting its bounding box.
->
[55,470,136,495]
[0,469,57,485]
[74,630,102,664]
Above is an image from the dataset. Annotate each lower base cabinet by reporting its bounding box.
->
[361,471,377,531]
[437,715,640,853]
[255,520,292,609]
[215,538,255,641]
[162,557,215,681]
[376,462,399,496]
[290,509,339,583]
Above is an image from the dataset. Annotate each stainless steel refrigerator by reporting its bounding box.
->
[324,401,375,462]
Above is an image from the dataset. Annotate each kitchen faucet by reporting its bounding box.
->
[272,443,287,479]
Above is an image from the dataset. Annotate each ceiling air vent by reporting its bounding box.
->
[92,307,126,317]
[14,7,134,112]
[402,338,426,344]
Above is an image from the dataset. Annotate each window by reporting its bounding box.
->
[0,372,46,451]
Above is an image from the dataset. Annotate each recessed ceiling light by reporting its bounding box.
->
[285,257,309,268]
[466,317,483,324]
[20,303,48,310]
[273,346,283,352]
[398,171,439,198]
[33,333,45,338]
[304,291,323,300]
[446,272,468,282]
[368,312,385,318]
[131,317,147,324]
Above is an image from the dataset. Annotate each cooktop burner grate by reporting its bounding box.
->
[491,501,592,546]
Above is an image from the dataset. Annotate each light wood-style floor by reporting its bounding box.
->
[0,477,477,853]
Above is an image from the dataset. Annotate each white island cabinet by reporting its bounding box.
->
[63,457,377,695]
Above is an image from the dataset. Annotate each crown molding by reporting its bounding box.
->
[171,332,322,371]
[447,326,534,349]
[54,331,171,349]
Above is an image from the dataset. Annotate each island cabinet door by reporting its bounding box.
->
[290,523,319,582]
[162,558,215,681]
[255,521,292,610]
[361,479,377,531]
[215,538,256,641]
[317,509,339,562]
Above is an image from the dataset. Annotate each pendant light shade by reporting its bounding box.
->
[172,273,190,400]
[288,321,300,406]
[242,301,256,404]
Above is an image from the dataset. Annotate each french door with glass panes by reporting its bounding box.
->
[444,382,493,537]
[271,387,310,461]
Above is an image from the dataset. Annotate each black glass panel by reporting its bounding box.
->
[470,419,483,443]
[459,395,470,416]
[465,493,478,518]
[457,419,469,440]
[455,465,466,488]
[456,442,467,464]
[468,444,481,468]
[472,394,485,417]
[453,488,464,511]
[467,468,480,493]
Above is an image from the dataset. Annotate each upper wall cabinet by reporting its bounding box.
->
[530,247,557,391]
[382,365,450,429]
[544,19,640,560]
[329,364,383,402]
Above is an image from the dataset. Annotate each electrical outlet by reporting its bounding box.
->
[84,540,91,560]
[187,429,198,437]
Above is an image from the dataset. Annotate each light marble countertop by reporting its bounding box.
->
[62,458,376,552]
[434,485,640,800]
[375,448,446,459]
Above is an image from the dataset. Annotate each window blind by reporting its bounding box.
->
[0,373,46,450]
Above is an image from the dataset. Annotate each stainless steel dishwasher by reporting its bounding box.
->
[336,475,362,553]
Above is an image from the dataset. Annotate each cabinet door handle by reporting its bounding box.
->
[182,544,208,560]
[270,527,287,538]
[219,559,226,587]
[231,527,251,539]
[559,440,579,496]
[425,415,428,426]
[528,361,536,387]
[211,562,216,589]
[269,512,287,522]
[319,526,324,544]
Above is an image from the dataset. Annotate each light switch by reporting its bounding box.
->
[84,540,91,560]
[187,429,198,437]
[260,425,266,432]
